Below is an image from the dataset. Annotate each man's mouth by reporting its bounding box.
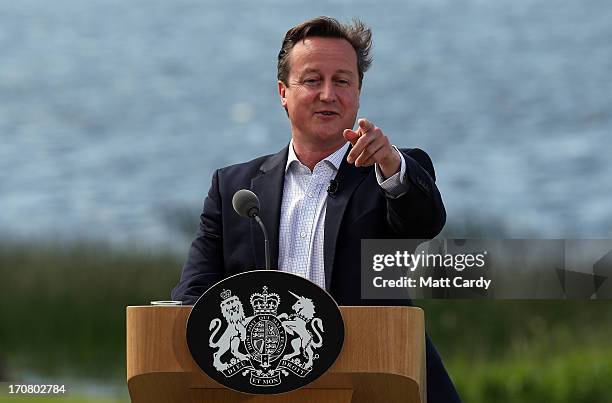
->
[315,111,339,116]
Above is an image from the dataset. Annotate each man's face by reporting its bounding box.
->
[278,37,360,149]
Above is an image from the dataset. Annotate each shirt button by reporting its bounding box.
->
[308,192,314,198]
[300,231,307,238]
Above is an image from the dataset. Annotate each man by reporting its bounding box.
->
[172,17,460,402]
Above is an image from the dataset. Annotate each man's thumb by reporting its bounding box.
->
[343,129,359,145]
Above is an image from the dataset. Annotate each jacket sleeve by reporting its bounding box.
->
[171,169,225,304]
[385,148,446,238]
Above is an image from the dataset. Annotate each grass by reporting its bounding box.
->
[417,300,612,402]
[450,346,612,403]
[0,241,183,379]
[2,241,612,402]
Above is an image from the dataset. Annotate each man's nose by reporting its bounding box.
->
[319,80,337,102]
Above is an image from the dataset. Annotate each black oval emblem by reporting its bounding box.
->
[187,270,345,394]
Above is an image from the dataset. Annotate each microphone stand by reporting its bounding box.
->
[253,215,270,270]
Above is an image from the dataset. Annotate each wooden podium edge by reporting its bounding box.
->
[127,305,425,403]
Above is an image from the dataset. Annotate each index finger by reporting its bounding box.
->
[358,118,375,134]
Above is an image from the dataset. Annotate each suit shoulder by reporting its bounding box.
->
[216,151,283,179]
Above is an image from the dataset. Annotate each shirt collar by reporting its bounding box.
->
[285,139,349,173]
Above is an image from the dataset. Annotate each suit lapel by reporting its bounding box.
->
[250,146,288,270]
[324,148,370,290]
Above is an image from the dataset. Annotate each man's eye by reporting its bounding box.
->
[303,78,319,85]
[336,79,350,86]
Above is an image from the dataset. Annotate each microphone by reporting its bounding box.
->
[232,189,271,270]
[232,189,260,218]
[327,179,339,197]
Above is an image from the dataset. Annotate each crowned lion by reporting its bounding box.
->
[209,292,252,370]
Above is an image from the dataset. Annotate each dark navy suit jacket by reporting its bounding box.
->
[172,145,461,402]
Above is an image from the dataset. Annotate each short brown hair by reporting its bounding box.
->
[277,16,372,89]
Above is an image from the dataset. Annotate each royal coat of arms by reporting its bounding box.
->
[186,270,344,394]
[209,286,325,386]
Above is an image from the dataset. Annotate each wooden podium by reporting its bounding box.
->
[127,306,426,403]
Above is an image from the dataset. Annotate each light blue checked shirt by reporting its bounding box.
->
[278,140,407,289]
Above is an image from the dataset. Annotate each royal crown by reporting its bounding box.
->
[220,289,232,300]
[250,286,280,315]
[220,289,240,311]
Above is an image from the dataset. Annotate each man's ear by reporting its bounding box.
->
[278,80,288,109]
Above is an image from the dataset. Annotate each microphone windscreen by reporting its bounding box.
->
[232,189,260,218]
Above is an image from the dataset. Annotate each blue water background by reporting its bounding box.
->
[1,0,611,251]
